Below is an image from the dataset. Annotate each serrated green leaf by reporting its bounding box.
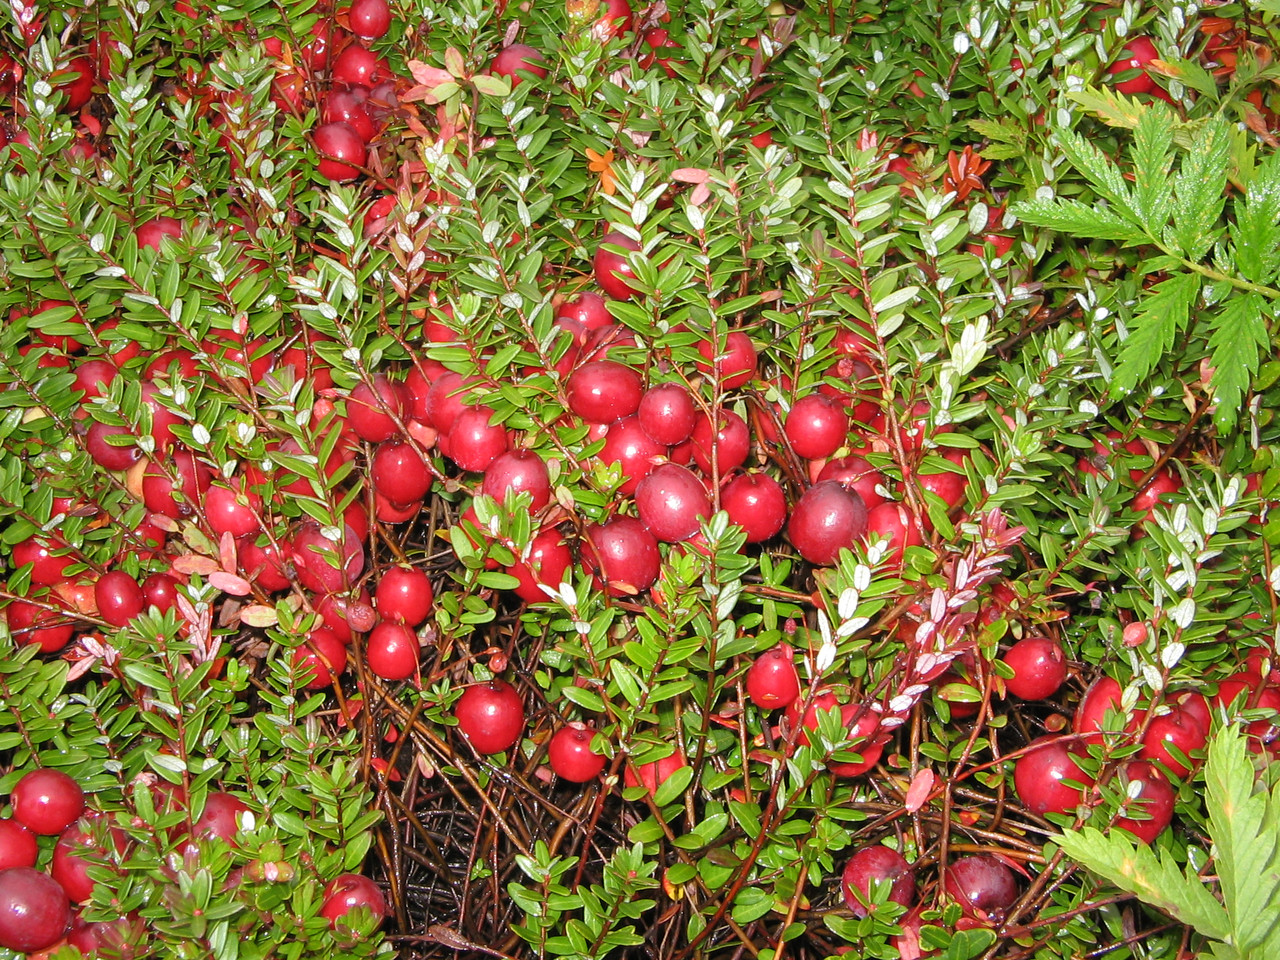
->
[1011,197,1146,242]
[1131,105,1174,230]
[1232,151,1280,284]
[1056,128,1137,216]
[1056,826,1230,941]
[1207,293,1268,433]
[1067,86,1148,132]
[1171,117,1231,260]
[967,117,1026,146]
[1205,725,1280,954]
[1111,271,1200,399]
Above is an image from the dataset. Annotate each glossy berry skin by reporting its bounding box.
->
[1108,36,1159,94]
[566,360,644,424]
[785,692,883,777]
[1003,637,1067,701]
[482,450,552,512]
[593,232,642,300]
[944,855,1019,924]
[374,566,433,626]
[788,481,868,566]
[506,528,573,603]
[12,536,75,587]
[85,419,141,471]
[1115,760,1176,843]
[597,416,665,495]
[372,440,432,505]
[690,410,750,476]
[817,455,886,509]
[94,570,145,627]
[721,472,787,543]
[624,749,687,796]
[331,45,392,89]
[4,600,74,653]
[547,725,607,782]
[638,383,696,445]
[785,394,849,460]
[294,628,348,689]
[841,846,916,918]
[586,517,660,597]
[323,88,377,143]
[455,680,525,755]
[1014,736,1093,817]
[11,769,84,836]
[444,406,509,473]
[863,501,922,567]
[1074,676,1126,742]
[491,43,548,85]
[204,483,262,538]
[365,621,419,680]
[1139,705,1207,780]
[347,0,392,40]
[291,522,364,595]
[314,121,367,181]
[0,867,71,952]
[635,463,710,543]
[0,820,36,871]
[320,874,389,928]
[695,332,757,389]
[135,216,182,252]
[745,645,801,710]
[347,375,404,442]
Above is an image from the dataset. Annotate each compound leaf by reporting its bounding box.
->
[1110,271,1201,399]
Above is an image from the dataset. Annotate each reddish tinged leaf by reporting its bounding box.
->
[239,605,278,628]
[905,769,935,812]
[219,531,237,575]
[210,571,253,596]
[671,167,710,184]
[173,555,220,576]
[407,60,453,87]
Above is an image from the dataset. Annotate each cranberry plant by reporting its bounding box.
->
[0,0,1279,958]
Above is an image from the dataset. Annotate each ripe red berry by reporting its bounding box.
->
[1013,736,1093,817]
[745,645,801,710]
[721,472,787,543]
[597,415,665,495]
[0,820,36,871]
[788,481,868,566]
[785,393,849,460]
[294,628,348,689]
[374,566,433,626]
[506,528,574,603]
[593,232,642,300]
[0,867,71,952]
[690,409,750,475]
[347,375,405,442]
[944,855,1019,924]
[365,621,419,680]
[455,680,525,755]
[482,450,552,511]
[841,846,916,918]
[1003,637,1067,701]
[694,331,757,389]
[491,43,549,85]
[315,121,367,181]
[444,406,509,473]
[585,517,660,597]
[547,724,607,782]
[784,692,883,776]
[347,0,392,40]
[635,463,710,543]
[566,360,644,424]
[637,382,696,445]
[320,873,389,927]
[94,571,145,627]
[1114,760,1176,843]
[11,769,85,836]
[372,440,432,505]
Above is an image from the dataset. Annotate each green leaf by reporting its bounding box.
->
[1131,104,1174,231]
[1207,293,1268,433]
[1067,86,1149,133]
[1232,150,1280,284]
[1010,197,1146,243]
[1055,127,1138,216]
[1055,826,1230,941]
[1171,117,1231,260]
[1110,271,1201,399]
[1204,725,1280,955]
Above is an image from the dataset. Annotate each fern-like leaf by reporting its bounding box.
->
[1011,198,1145,243]
[1205,725,1280,956]
[1231,150,1280,285]
[1055,827,1231,941]
[1055,128,1139,219]
[1131,105,1174,231]
[1171,117,1231,261]
[1110,271,1200,400]
[1207,294,1268,434]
